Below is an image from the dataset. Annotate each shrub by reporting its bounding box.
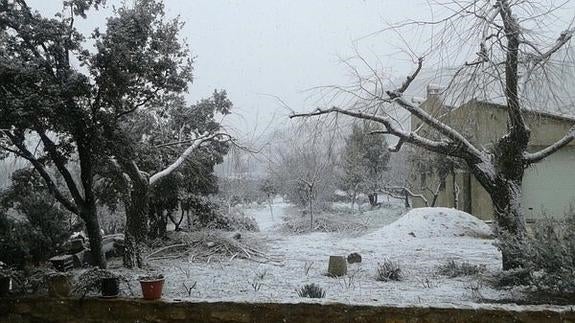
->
[74,268,133,297]
[296,283,326,298]
[0,169,70,268]
[495,210,575,295]
[494,268,531,288]
[0,211,68,269]
[98,207,126,235]
[436,260,485,278]
[376,258,402,282]
[185,195,258,232]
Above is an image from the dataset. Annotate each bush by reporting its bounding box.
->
[185,195,258,232]
[0,169,70,268]
[0,212,68,267]
[0,214,66,269]
[376,258,402,282]
[436,260,485,278]
[98,207,125,235]
[495,210,575,295]
[296,283,326,298]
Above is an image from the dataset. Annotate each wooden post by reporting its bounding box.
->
[328,256,347,277]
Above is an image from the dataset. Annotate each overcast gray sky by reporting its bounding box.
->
[28,0,437,137]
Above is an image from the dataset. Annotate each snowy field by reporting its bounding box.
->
[107,200,527,306]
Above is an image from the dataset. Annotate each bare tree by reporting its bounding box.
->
[267,122,340,229]
[292,0,575,269]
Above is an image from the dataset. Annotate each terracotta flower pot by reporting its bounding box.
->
[101,277,120,298]
[139,276,164,300]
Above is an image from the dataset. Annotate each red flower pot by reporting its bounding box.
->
[139,277,164,300]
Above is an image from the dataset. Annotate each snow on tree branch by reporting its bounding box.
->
[149,132,232,186]
[1,130,80,215]
[291,57,483,161]
[524,125,575,164]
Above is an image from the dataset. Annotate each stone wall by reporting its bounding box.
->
[1,298,575,323]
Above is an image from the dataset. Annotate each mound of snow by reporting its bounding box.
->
[367,207,493,240]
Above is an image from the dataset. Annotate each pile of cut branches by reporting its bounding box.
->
[281,213,368,234]
[145,230,283,265]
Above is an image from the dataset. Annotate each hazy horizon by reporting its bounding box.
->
[26,0,441,138]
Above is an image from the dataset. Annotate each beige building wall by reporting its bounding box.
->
[409,97,575,220]
[522,146,575,219]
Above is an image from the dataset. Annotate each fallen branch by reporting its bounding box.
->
[145,243,187,260]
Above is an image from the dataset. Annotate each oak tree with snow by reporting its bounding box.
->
[292,0,575,269]
[1,0,109,268]
[105,93,232,268]
[0,0,233,269]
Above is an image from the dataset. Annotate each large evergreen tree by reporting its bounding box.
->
[340,122,391,207]
[1,0,108,268]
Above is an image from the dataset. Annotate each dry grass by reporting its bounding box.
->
[436,259,485,278]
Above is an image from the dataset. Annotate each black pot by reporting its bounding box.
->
[0,276,10,297]
[101,277,119,297]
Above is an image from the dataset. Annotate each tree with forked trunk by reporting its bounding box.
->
[291,0,575,269]
[108,129,232,268]
[102,88,232,268]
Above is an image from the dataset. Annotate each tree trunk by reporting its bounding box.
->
[368,193,378,207]
[81,207,106,269]
[267,198,274,219]
[490,178,527,236]
[160,210,167,237]
[167,210,184,231]
[76,140,106,268]
[149,205,168,240]
[186,210,192,231]
[464,130,529,270]
[123,183,149,269]
[489,178,527,270]
[470,170,528,270]
[403,189,410,208]
[309,198,314,230]
[451,167,458,208]
[430,182,442,207]
[307,184,314,230]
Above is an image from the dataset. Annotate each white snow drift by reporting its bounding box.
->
[366,207,493,240]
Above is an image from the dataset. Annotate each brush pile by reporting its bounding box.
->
[145,230,283,265]
[281,213,368,234]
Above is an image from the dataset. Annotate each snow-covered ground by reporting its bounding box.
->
[116,201,521,306]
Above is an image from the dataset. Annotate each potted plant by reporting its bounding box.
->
[101,276,120,298]
[74,268,127,298]
[139,273,164,300]
[46,272,73,298]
